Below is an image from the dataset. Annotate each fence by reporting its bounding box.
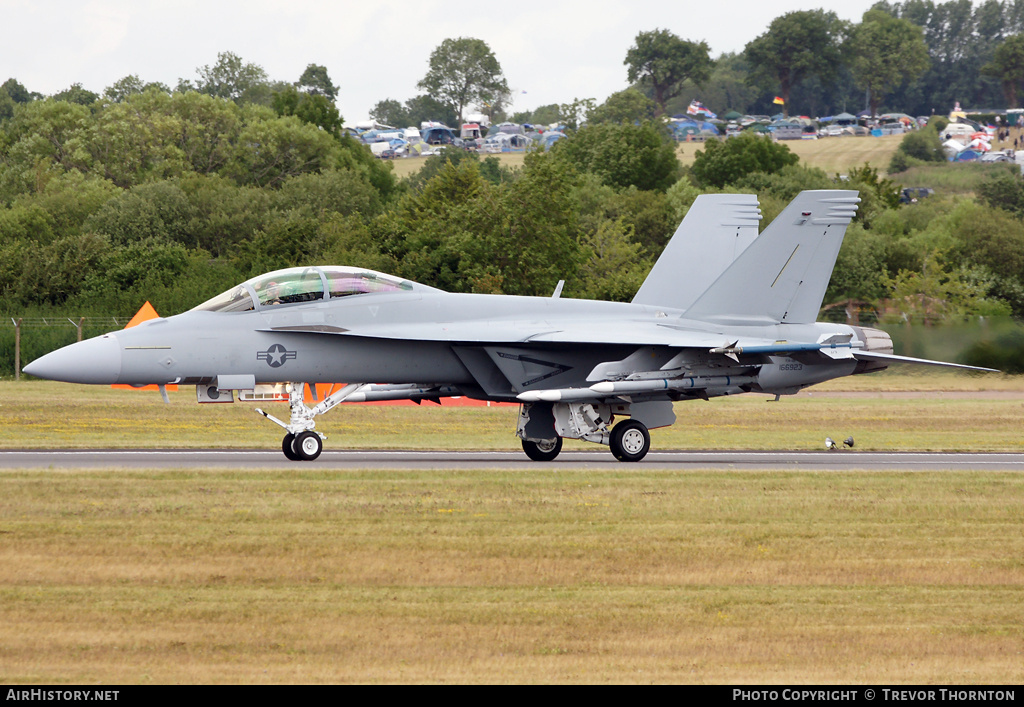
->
[3,316,130,380]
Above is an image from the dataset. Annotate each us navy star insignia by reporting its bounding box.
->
[257,343,297,368]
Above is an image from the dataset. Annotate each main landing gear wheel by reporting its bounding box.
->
[292,431,323,461]
[610,420,650,462]
[522,437,563,462]
[282,433,301,461]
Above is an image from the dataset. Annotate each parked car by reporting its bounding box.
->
[899,187,934,204]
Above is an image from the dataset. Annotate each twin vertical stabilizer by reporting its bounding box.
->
[632,194,761,311]
[638,190,860,324]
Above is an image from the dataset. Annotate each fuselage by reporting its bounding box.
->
[24,280,887,400]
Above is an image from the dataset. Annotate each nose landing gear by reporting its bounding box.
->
[257,383,366,461]
[282,430,324,461]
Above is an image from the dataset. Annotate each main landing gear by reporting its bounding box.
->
[609,419,651,462]
[519,419,651,463]
[517,401,653,463]
[521,437,563,462]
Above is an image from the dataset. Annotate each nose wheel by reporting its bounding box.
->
[283,433,300,461]
[283,431,323,461]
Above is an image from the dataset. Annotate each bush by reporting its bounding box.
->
[888,150,925,174]
[690,133,798,189]
[896,127,946,163]
[977,171,1024,218]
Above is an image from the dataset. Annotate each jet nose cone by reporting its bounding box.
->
[23,335,122,384]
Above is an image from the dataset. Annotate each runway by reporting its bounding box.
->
[4,449,1024,470]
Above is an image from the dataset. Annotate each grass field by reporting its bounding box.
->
[675,134,905,175]
[387,134,904,181]
[2,467,1022,683]
[2,375,1023,683]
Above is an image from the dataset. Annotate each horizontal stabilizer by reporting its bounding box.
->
[851,350,999,373]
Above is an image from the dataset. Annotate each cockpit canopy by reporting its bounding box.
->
[191,266,427,313]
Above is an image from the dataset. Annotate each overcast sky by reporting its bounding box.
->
[4,0,888,122]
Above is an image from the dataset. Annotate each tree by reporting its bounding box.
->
[194,51,271,105]
[0,90,13,120]
[690,132,798,189]
[404,95,458,128]
[668,52,759,118]
[553,121,680,192]
[226,115,340,188]
[296,64,338,102]
[558,97,595,132]
[52,83,99,105]
[847,9,930,117]
[370,98,408,127]
[273,86,343,134]
[104,75,146,103]
[624,29,712,117]
[370,95,457,129]
[744,10,846,118]
[417,37,509,124]
[982,34,1024,108]
[529,104,560,126]
[2,78,34,104]
[588,88,656,125]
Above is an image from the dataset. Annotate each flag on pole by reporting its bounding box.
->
[773,96,785,105]
[686,100,717,119]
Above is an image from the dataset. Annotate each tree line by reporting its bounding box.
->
[3,81,1024,322]
[5,15,1024,373]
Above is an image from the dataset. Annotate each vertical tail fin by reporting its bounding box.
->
[632,194,761,310]
[682,190,860,324]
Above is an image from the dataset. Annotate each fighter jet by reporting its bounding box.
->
[24,190,995,462]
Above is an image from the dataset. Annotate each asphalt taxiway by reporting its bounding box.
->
[3,449,1024,471]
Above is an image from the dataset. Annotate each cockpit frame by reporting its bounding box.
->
[191,266,423,313]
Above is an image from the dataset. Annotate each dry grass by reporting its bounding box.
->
[3,374,1022,683]
[389,152,526,180]
[387,133,902,182]
[1,468,1021,683]
[676,134,904,174]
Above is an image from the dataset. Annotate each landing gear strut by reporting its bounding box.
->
[256,383,366,461]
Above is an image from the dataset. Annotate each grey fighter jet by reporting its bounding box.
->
[24,190,995,462]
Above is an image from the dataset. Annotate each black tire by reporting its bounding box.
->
[282,433,301,461]
[293,431,323,461]
[609,420,650,462]
[522,437,562,462]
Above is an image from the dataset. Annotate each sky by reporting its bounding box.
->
[3,0,887,123]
